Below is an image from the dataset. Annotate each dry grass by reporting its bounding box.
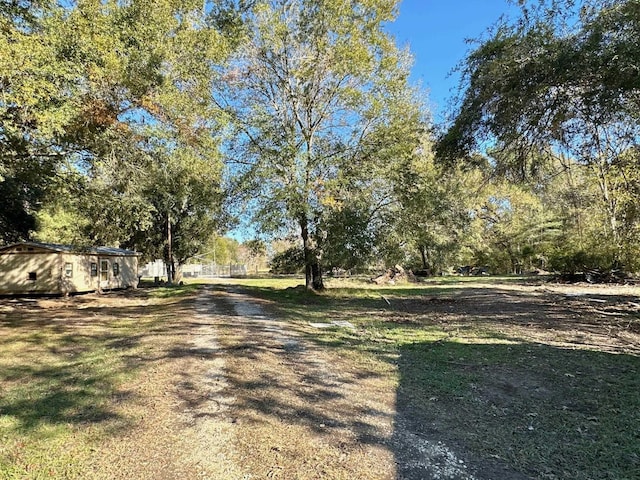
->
[0,285,226,479]
[207,287,398,479]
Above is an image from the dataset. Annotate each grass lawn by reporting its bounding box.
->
[1,276,638,479]
[0,285,198,479]
[224,275,640,480]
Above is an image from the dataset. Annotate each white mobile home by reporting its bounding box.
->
[0,242,140,295]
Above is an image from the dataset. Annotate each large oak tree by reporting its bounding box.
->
[2,0,231,279]
[216,0,421,289]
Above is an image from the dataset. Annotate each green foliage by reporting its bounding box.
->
[391,133,477,273]
[321,202,382,271]
[0,0,81,241]
[240,238,268,273]
[7,0,639,278]
[547,250,614,274]
[1,0,231,260]
[439,0,640,273]
[33,203,90,246]
[269,246,305,274]
[439,0,640,163]
[472,180,562,273]
[202,235,242,265]
[243,239,267,258]
[0,173,42,243]
[218,0,420,288]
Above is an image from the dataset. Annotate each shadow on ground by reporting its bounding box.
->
[2,281,639,479]
[0,287,201,434]
[394,340,640,479]
[230,281,640,479]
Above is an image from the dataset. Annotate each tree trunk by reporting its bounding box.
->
[173,263,183,283]
[511,256,521,275]
[300,216,324,290]
[560,156,585,249]
[591,133,623,263]
[419,245,428,270]
[166,211,174,284]
[311,260,324,290]
[300,218,313,289]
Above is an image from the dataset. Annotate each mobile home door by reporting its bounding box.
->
[99,259,109,288]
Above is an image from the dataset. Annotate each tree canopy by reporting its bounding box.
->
[4,0,640,281]
[1,0,231,277]
[438,0,640,270]
[216,0,422,289]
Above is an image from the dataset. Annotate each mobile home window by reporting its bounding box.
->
[100,260,109,281]
[90,263,98,276]
[113,262,120,276]
[64,263,73,278]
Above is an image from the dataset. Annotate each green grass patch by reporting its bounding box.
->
[397,341,640,480]
[0,330,138,477]
[146,283,200,298]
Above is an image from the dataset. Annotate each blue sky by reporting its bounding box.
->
[386,0,519,121]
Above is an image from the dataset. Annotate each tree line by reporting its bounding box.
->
[2,0,639,288]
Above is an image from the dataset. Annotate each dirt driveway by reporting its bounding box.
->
[83,284,482,479]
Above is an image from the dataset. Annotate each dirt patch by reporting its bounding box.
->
[383,283,640,355]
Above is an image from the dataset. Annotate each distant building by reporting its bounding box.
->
[0,242,140,295]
